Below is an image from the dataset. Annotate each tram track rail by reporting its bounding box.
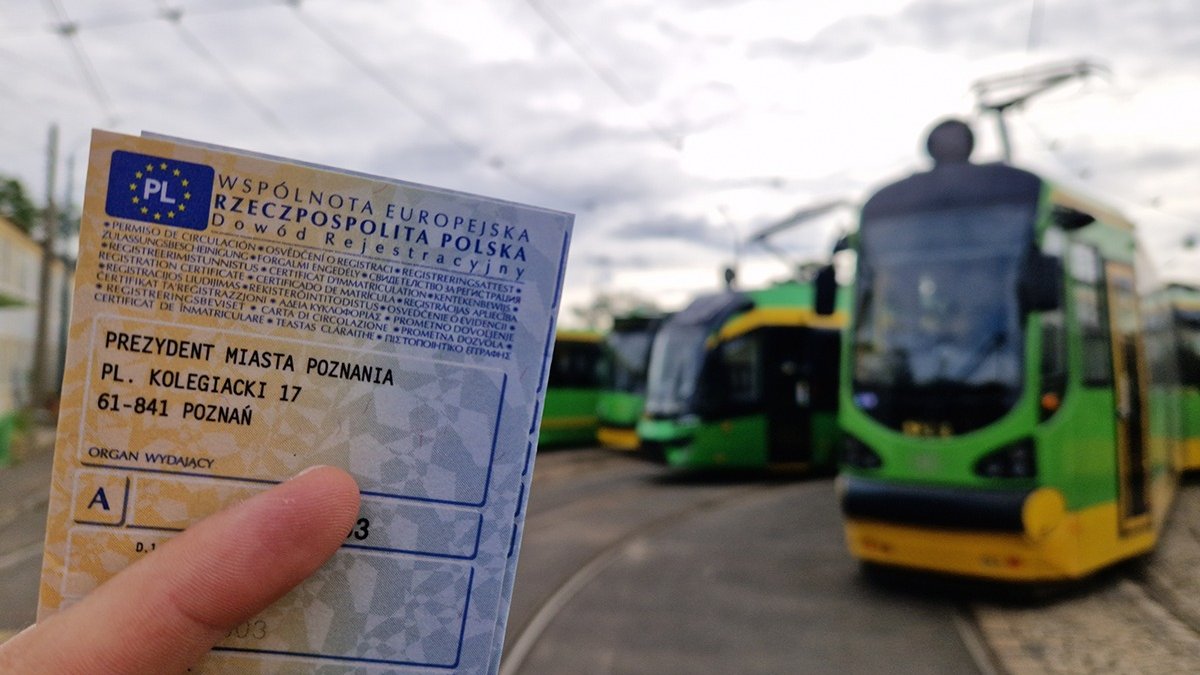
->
[504,449,783,671]
[503,474,777,675]
[503,448,989,674]
[506,452,1200,673]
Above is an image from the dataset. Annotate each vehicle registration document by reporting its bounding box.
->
[37,130,573,673]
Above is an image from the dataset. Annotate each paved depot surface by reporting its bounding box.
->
[975,479,1200,674]
[3,431,1200,672]
[0,424,56,642]
[512,478,978,674]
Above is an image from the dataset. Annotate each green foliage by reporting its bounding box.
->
[0,175,37,232]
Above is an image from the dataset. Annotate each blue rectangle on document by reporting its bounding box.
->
[105,150,214,231]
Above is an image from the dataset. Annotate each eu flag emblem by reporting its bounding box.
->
[105,151,214,231]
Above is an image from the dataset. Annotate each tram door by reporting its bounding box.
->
[1106,263,1151,532]
[762,328,812,465]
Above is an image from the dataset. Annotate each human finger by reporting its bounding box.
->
[0,465,360,674]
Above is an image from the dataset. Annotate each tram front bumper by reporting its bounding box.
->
[838,475,1074,581]
[597,425,641,450]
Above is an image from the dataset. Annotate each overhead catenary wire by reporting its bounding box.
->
[42,0,116,123]
[521,0,684,152]
[1008,8,1195,239]
[1013,113,1199,228]
[14,0,687,167]
[281,0,557,198]
[282,0,479,158]
[1026,0,1043,52]
[0,0,279,37]
[1009,113,1200,282]
[4,0,560,201]
[0,44,79,98]
[152,1,288,133]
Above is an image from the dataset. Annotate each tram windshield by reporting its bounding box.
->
[605,327,656,394]
[644,325,709,417]
[851,202,1035,433]
[548,339,606,389]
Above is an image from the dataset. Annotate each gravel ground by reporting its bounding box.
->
[973,479,1200,674]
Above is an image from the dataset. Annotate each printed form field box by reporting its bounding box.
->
[79,316,508,506]
[70,470,483,559]
[63,527,474,668]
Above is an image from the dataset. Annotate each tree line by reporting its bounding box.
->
[0,175,37,232]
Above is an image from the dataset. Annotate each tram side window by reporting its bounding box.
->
[1040,229,1068,391]
[1070,244,1112,386]
[549,342,605,388]
[722,335,762,408]
[808,329,841,411]
[1041,309,1067,382]
[1179,325,1200,387]
[1143,303,1173,387]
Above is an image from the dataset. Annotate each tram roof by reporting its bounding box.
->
[669,291,754,328]
[862,161,1042,220]
[554,329,603,343]
[861,161,1136,237]
[1047,184,1135,232]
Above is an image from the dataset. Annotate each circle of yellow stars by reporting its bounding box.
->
[128,161,192,221]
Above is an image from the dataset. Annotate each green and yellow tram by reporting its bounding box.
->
[837,119,1188,581]
[638,279,847,470]
[539,330,607,447]
[1166,284,1200,471]
[596,313,668,450]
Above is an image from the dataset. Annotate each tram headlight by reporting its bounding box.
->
[974,439,1036,479]
[841,435,883,470]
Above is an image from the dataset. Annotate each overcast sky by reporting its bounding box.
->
[3,0,1198,324]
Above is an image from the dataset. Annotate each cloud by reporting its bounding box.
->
[748,0,1025,65]
[611,213,731,249]
[4,0,1200,323]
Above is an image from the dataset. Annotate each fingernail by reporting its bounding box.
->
[291,465,329,480]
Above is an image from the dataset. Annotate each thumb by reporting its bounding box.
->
[0,465,360,675]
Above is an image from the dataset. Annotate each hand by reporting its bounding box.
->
[0,466,360,674]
